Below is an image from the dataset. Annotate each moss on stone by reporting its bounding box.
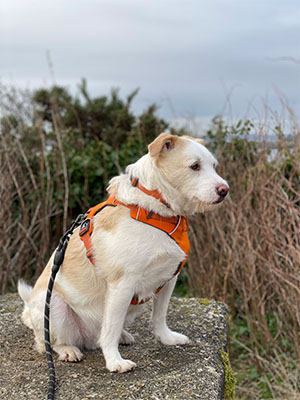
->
[199,299,211,306]
[220,351,236,400]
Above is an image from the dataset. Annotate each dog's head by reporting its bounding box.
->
[148,133,229,214]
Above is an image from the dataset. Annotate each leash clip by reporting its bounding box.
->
[131,176,139,187]
[79,219,90,236]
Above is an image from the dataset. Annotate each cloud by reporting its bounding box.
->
[0,0,299,120]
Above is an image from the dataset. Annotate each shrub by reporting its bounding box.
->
[0,81,185,289]
[187,116,300,397]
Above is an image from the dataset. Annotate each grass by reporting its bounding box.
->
[230,315,300,400]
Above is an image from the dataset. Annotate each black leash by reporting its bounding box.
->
[44,213,86,400]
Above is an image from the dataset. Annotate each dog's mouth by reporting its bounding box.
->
[194,196,228,213]
[213,196,226,204]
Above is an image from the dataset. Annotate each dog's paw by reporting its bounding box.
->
[155,329,190,346]
[55,345,83,362]
[106,358,136,373]
[119,330,135,346]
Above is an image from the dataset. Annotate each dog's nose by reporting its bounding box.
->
[216,184,229,198]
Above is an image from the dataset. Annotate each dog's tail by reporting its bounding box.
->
[18,279,33,303]
[18,279,34,329]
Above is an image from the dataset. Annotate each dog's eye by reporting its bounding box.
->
[190,162,201,171]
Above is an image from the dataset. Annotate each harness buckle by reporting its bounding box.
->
[131,176,139,187]
[146,210,153,219]
[79,219,90,236]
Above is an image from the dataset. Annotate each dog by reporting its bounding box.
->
[18,132,229,373]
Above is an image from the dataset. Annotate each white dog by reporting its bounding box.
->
[18,133,229,373]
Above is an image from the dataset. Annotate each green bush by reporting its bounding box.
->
[0,81,186,287]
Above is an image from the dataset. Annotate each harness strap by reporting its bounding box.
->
[79,197,117,265]
[130,176,171,208]
[79,194,190,305]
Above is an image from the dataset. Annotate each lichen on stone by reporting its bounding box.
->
[220,350,236,400]
[199,299,211,306]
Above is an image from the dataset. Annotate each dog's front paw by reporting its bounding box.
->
[119,329,135,345]
[55,345,83,362]
[106,358,136,373]
[155,329,190,346]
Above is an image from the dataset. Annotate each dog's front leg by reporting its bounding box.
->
[99,282,136,373]
[151,277,189,345]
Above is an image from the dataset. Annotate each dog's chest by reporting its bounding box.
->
[95,215,186,288]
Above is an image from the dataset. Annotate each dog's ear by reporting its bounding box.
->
[182,135,204,145]
[148,133,178,158]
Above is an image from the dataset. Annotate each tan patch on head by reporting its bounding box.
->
[148,132,179,158]
[182,135,204,145]
[148,133,204,163]
[149,135,198,193]
[153,135,188,168]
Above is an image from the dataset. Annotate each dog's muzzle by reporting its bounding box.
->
[214,184,229,203]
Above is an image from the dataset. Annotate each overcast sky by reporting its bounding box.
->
[1,0,299,127]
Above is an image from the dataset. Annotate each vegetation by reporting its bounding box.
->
[0,81,184,284]
[0,82,299,399]
[188,115,300,399]
[220,350,237,400]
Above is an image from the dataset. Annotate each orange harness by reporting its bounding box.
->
[79,177,190,305]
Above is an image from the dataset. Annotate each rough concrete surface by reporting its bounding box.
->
[0,294,229,400]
